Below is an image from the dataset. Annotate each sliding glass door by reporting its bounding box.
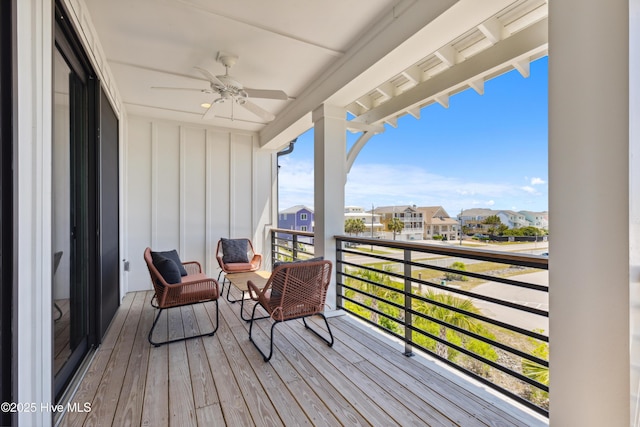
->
[53,3,121,400]
[53,14,93,399]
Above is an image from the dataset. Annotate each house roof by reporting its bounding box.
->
[460,208,496,217]
[416,206,451,219]
[373,205,419,214]
[279,205,313,215]
[429,217,459,226]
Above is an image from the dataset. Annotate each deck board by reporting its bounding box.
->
[60,290,547,427]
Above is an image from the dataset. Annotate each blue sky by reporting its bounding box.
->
[278,56,548,215]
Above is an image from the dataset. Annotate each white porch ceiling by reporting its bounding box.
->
[81,0,548,149]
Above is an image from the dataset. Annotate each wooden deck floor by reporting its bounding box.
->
[59,290,547,427]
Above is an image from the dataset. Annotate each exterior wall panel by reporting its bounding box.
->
[125,116,271,292]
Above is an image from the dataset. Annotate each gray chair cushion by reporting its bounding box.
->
[222,238,249,264]
[152,249,188,276]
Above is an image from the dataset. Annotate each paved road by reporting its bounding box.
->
[471,270,549,333]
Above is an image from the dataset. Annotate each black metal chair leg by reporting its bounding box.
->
[217,271,226,295]
[248,303,277,361]
[148,300,219,347]
[225,279,246,304]
[302,314,334,347]
[53,302,63,321]
[239,295,269,322]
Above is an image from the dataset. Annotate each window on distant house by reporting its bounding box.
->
[300,213,308,220]
[301,226,307,231]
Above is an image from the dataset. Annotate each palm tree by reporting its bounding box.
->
[483,215,502,235]
[345,218,366,236]
[414,290,481,359]
[347,267,399,327]
[386,217,404,240]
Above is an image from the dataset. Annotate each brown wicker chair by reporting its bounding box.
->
[247,259,333,361]
[143,247,220,346]
[215,238,262,301]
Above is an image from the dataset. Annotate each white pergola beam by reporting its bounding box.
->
[345,121,384,134]
[469,78,485,95]
[352,18,548,126]
[375,81,397,99]
[513,58,530,78]
[478,17,504,44]
[407,107,421,119]
[402,66,423,85]
[435,94,450,108]
[435,44,459,67]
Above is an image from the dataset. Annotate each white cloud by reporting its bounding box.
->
[277,157,315,210]
[530,177,546,185]
[278,161,548,214]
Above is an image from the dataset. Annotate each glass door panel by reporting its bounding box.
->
[53,44,89,399]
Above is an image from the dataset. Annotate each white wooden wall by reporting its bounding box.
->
[123,116,277,293]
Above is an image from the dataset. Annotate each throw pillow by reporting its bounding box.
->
[222,238,249,264]
[151,253,182,285]
[152,249,188,276]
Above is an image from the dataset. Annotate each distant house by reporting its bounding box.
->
[372,205,423,240]
[459,208,496,232]
[344,206,384,237]
[416,206,458,240]
[459,208,549,233]
[520,210,549,230]
[496,210,528,229]
[278,205,314,232]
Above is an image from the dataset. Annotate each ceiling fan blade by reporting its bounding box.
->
[151,86,211,93]
[202,102,218,120]
[240,100,275,122]
[244,88,288,100]
[194,66,225,87]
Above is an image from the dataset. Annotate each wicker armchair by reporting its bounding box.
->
[247,259,333,361]
[215,238,262,300]
[143,247,220,346]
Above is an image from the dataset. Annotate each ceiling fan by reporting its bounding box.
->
[153,52,288,122]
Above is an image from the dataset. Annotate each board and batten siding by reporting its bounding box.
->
[124,116,276,292]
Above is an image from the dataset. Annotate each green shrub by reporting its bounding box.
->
[444,261,468,281]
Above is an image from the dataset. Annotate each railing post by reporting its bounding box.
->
[403,248,414,357]
[336,238,343,309]
[271,231,276,268]
[292,233,298,260]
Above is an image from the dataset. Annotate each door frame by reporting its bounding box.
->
[0,1,15,426]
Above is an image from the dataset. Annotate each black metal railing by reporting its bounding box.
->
[268,229,549,416]
[270,228,315,266]
[335,235,549,416]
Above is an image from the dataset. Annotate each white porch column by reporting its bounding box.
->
[631,1,640,424]
[313,104,346,311]
[16,0,54,425]
[549,1,629,426]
